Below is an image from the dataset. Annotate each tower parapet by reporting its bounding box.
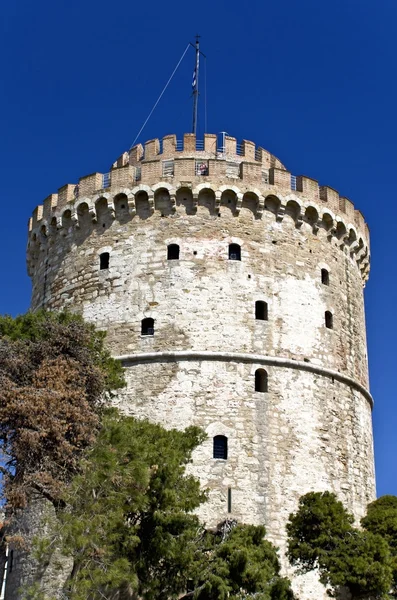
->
[27,133,370,285]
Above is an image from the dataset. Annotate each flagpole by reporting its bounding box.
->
[192,35,200,134]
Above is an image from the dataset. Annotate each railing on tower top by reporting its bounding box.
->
[102,173,111,188]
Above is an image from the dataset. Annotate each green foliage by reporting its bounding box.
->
[318,530,392,598]
[287,491,394,599]
[192,523,294,600]
[362,495,397,596]
[53,411,294,600]
[59,410,207,600]
[286,491,354,573]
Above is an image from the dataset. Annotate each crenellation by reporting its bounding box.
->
[269,167,291,189]
[204,133,217,153]
[129,143,144,164]
[79,173,104,196]
[32,205,43,229]
[255,147,272,168]
[144,138,160,159]
[162,134,177,156]
[112,152,129,168]
[241,139,256,161]
[240,162,262,185]
[110,164,135,188]
[58,184,76,209]
[343,197,356,222]
[296,175,319,201]
[224,135,237,155]
[354,209,365,232]
[42,194,58,221]
[183,133,196,151]
[319,186,339,212]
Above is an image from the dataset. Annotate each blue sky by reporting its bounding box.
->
[1,0,396,497]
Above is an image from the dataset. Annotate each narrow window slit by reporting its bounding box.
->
[141,318,154,336]
[255,301,268,321]
[228,243,241,261]
[321,268,330,285]
[167,244,180,260]
[99,252,109,270]
[325,311,333,329]
[255,369,268,392]
[213,435,228,459]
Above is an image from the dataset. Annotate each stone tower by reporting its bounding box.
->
[26,132,375,598]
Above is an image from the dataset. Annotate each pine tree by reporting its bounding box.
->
[287,491,393,598]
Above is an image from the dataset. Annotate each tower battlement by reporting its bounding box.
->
[27,133,370,284]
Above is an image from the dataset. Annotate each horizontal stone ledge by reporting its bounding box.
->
[113,350,373,408]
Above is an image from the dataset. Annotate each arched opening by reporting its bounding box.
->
[229,243,241,261]
[176,188,195,215]
[321,269,329,286]
[325,311,333,329]
[167,244,180,260]
[141,318,154,336]
[99,252,109,270]
[213,435,228,459]
[114,193,129,220]
[77,202,90,227]
[285,200,301,224]
[198,188,215,214]
[255,369,268,392]
[336,222,347,240]
[322,212,334,232]
[347,228,357,247]
[95,197,109,226]
[241,192,258,220]
[135,191,151,220]
[305,206,319,227]
[62,209,72,230]
[264,195,281,216]
[220,190,237,214]
[154,188,172,216]
[255,301,268,321]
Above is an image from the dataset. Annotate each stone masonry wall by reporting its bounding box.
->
[22,134,375,600]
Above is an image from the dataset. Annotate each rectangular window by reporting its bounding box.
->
[195,160,209,176]
[135,166,141,182]
[162,160,174,177]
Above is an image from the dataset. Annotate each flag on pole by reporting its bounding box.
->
[192,51,199,90]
